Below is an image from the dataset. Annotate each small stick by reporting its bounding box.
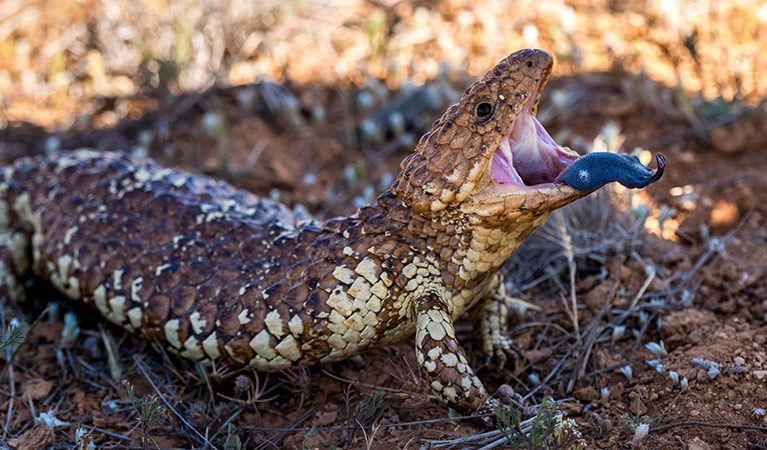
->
[651,420,767,433]
[556,210,579,333]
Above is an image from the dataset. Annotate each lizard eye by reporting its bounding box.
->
[474,101,494,122]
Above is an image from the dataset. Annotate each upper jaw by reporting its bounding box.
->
[492,70,579,188]
[489,110,579,189]
[466,86,586,216]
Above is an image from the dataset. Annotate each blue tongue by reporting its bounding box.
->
[557,152,665,191]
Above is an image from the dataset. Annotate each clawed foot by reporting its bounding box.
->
[471,384,523,428]
[469,284,525,371]
[473,384,538,428]
[481,335,522,370]
[472,396,503,428]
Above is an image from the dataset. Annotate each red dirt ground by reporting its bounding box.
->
[1,70,766,449]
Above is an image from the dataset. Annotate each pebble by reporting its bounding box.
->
[733,356,746,366]
[753,370,767,381]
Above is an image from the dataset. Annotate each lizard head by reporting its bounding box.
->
[392,49,589,225]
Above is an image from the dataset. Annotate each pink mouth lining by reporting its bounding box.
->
[491,96,578,187]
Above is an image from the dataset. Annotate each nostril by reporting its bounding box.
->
[525,60,533,68]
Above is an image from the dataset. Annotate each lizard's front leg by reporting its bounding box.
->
[469,273,520,369]
[414,293,489,413]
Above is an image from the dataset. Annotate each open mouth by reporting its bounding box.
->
[490,86,578,188]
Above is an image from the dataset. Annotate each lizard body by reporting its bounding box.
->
[0,49,659,413]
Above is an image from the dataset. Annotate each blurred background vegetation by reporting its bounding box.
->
[1,0,765,129]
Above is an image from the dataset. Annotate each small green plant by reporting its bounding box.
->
[495,403,524,444]
[223,423,241,450]
[356,391,384,423]
[526,398,559,448]
[619,365,633,382]
[554,416,586,449]
[528,372,542,386]
[0,307,47,383]
[0,322,24,353]
[691,358,721,380]
[494,396,585,449]
[615,391,664,447]
[630,423,649,447]
[302,425,318,450]
[124,380,166,450]
[37,409,69,443]
[647,359,664,374]
[61,312,80,345]
[75,425,96,450]
[611,325,626,344]
[47,303,60,322]
[668,370,687,389]
[644,340,667,357]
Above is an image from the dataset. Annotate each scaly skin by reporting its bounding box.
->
[0,49,594,414]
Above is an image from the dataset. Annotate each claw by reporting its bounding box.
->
[482,337,522,370]
[472,388,522,428]
[472,397,503,428]
[497,352,507,370]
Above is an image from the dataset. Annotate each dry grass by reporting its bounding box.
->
[2,0,767,129]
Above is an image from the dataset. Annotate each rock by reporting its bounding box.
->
[709,120,752,155]
[574,386,599,402]
[8,424,51,450]
[583,282,611,314]
[661,309,718,347]
[753,370,767,381]
[559,402,584,415]
[21,379,54,401]
[525,348,553,361]
[688,436,715,450]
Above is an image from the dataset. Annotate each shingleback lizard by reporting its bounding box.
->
[0,49,663,415]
